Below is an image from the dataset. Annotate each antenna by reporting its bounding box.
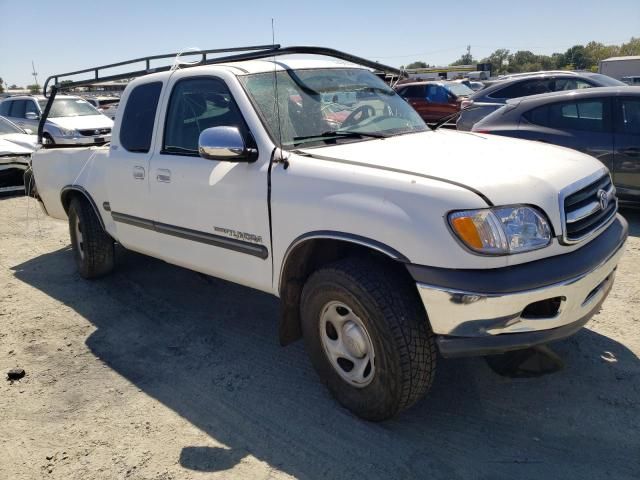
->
[271,18,284,155]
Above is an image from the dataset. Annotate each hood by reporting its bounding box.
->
[48,115,114,131]
[296,129,606,232]
[0,134,37,156]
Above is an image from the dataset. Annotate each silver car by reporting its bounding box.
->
[0,95,113,145]
[457,71,626,131]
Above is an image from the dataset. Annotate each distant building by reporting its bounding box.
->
[599,56,640,80]
[404,63,491,81]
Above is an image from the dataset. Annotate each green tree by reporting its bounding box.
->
[404,61,429,69]
[480,49,510,75]
[620,37,640,56]
[564,45,589,70]
[0,77,4,94]
[27,84,41,94]
[450,45,474,66]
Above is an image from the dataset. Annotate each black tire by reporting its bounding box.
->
[43,133,55,145]
[68,196,114,279]
[301,257,436,421]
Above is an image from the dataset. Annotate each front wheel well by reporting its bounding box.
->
[277,237,414,346]
[60,188,107,232]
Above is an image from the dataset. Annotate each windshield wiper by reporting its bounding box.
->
[293,130,386,143]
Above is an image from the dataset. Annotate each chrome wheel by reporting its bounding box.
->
[74,214,85,260]
[319,301,375,388]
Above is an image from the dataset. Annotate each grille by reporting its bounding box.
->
[78,128,111,137]
[563,174,617,243]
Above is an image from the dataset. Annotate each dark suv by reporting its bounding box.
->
[457,71,626,131]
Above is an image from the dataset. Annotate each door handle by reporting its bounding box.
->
[156,169,171,183]
[133,166,145,180]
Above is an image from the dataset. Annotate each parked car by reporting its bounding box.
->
[471,87,640,202]
[394,80,475,123]
[0,116,37,193]
[621,76,640,86]
[457,71,626,131]
[452,79,485,92]
[32,46,627,421]
[0,95,113,145]
[84,96,120,120]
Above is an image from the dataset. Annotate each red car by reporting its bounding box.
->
[394,81,474,123]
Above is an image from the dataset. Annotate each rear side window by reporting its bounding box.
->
[120,82,162,153]
[525,99,606,132]
[0,101,10,116]
[620,98,640,134]
[490,79,554,99]
[9,100,27,118]
[400,85,426,98]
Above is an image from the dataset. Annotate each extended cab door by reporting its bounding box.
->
[106,80,165,255]
[146,72,272,292]
[613,96,640,199]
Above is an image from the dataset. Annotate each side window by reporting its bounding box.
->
[25,100,39,117]
[552,78,593,91]
[120,82,163,153]
[620,98,640,135]
[163,77,248,154]
[549,100,605,132]
[9,100,27,118]
[491,79,553,99]
[426,85,448,103]
[401,85,426,98]
[0,101,10,116]
[524,105,550,126]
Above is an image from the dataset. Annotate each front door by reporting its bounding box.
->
[613,96,640,199]
[147,73,272,292]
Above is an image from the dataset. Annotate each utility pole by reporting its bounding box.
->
[31,60,39,87]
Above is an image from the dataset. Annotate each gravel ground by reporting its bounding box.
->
[1,195,639,480]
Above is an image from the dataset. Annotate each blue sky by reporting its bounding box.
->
[1,0,638,87]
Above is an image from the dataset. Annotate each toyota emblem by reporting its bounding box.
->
[597,189,609,210]
[94,129,100,135]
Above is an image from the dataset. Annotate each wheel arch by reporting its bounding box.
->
[60,185,107,231]
[277,231,413,346]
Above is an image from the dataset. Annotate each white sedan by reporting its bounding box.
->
[0,116,37,194]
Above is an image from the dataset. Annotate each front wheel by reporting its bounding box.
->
[301,257,437,421]
[68,197,114,279]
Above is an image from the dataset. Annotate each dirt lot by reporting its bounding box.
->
[1,195,639,480]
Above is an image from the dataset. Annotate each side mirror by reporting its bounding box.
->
[25,112,40,120]
[198,126,257,162]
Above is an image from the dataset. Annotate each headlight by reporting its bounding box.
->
[58,127,77,137]
[448,205,552,255]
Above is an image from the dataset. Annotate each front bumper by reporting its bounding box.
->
[410,215,628,357]
[53,134,111,145]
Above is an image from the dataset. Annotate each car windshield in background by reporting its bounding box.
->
[583,73,627,87]
[0,116,24,135]
[37,98,100,118]
[240,68,427,148]
[445,83,474,97]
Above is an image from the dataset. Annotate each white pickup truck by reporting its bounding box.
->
[32,47,628,420]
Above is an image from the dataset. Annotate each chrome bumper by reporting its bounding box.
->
[54,135,111,145]
[417,242,624,340]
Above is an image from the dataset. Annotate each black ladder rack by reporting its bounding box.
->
[38,45,404,143]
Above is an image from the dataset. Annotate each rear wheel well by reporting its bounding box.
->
[278,238,415,345]
[60,188,107,232]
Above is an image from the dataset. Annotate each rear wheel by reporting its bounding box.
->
[43,133,55,145]
[68,197,114,279]
[301,257,437,421]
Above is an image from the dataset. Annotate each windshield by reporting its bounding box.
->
[37,98,101,118]
[0,116,24,135]
[445,83,474,97]
[584,73,626,87]
[240,68,427,148]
